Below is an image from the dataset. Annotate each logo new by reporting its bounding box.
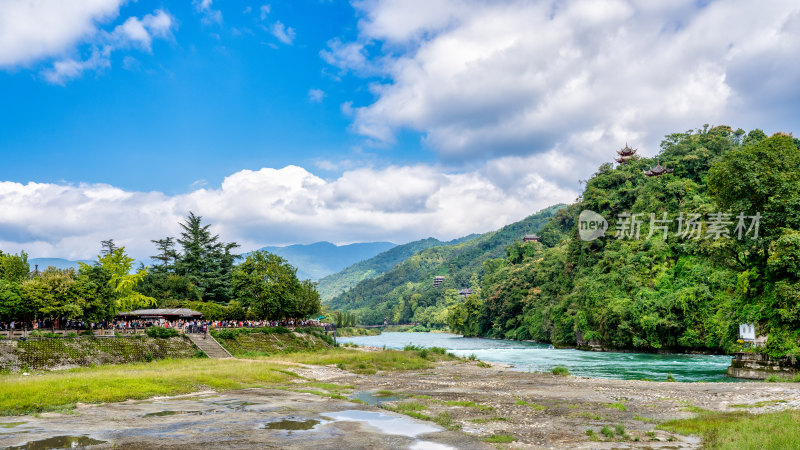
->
[578,210,608,241]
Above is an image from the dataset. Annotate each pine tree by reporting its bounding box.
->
[150,237,178,273]
[174,212,239,303]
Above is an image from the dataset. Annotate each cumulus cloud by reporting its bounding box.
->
[0,0,174,84]
[326,0,800,178]
[270,21,296,44]
[0,164,575,260]
[0,0,123,67]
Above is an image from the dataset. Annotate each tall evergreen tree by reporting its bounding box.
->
[150,237,178,273]
[175,212,239,303]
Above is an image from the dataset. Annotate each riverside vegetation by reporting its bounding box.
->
[0,212,321,328]
[326,126,800,359]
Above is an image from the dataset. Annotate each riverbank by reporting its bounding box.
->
[2,351,799,448]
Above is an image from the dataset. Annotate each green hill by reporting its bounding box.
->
[450,126,800,357]
[317,236,475,301]
[327,204,564,325]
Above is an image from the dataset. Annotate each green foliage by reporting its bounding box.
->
[551,366,570,376]
[232,251,320,320]
[333,310,358,327]
[88,247,157,312]
[317,237,465,301]
[327,205,563,326]
[483,434,515,443]
[441,127,800,356]
[145,326,179,338]
[0,251,29,283]
[658,409,800,449]
[175,212,240,304]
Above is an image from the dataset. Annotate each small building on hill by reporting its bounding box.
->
[615,144,639,164]
[458,288,474,299]
[433,276,445,287]
[644,163,674,177]
[522,234,540,242]
[116,309,203,321]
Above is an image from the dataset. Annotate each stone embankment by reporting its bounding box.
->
[0,335,199,371]
[728,352,800,380]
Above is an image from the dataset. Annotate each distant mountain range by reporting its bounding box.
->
[28,241,397,280]
[251,241,397,281]
[316,235,477,301]
[28,258,95,271]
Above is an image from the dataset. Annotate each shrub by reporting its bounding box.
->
[552,366,570,376]
[145,326,178,338]
[600,425,614,438]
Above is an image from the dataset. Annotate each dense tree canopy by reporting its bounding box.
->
[0,213,321,325]
[445,127,800,357]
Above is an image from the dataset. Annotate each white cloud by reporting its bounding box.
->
[0,163,575,260]
[328,0,800,173]
[260,4,271,20]
[270,21,296,44]
[308,88,326,103]
[0,0,123,67]
[40,9,174,85]
[41,46,111,84]
[0,0,173,84]
[194,0,223,25]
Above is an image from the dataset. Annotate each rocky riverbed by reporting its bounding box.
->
[2,359,799,449]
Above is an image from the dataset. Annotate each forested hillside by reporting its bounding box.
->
[450,126,800,357]
[327,205,564,325]
[317,235,476,301]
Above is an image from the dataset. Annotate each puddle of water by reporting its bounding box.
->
[263,418,321,431]
[324,410,441,438]
[7,435,106,449]
[349,392,405,406]
[0,422,25,428]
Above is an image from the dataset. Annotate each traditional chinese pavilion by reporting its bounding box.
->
[644,163,674,177]
[615,144,639,164]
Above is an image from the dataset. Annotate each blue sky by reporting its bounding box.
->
[0,0,799,259]
[0,1,429,193]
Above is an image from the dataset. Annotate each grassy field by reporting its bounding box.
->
[0,347,457,415]
[0,358,296,416]
[658,409,800,449]
[259,347,459,374]
[335,327,382,337]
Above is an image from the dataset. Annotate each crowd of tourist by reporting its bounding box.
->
[0,318,334,334]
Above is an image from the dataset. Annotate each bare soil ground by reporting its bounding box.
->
[294,359,800,448]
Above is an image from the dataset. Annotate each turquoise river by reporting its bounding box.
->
[337,332,738,382]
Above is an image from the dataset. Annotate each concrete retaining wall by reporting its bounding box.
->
[727,352,800,380]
